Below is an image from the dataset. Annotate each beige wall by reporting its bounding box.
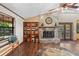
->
[24,16,39,22]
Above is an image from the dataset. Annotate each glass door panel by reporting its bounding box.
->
[58,25,64,39]
[65,24,72,40]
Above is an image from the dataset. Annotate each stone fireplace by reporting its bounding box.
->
[39,27,60,43]
[39,27,55,39]
[43,31,54,38]
[39,14,60,43]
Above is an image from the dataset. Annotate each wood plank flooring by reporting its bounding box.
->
[7,40,79,56]
[7,42,40,56]
[7,42,59,56]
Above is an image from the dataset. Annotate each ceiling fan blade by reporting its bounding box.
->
[70,6,79,8]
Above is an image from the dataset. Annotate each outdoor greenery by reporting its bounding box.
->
[0,22,10,27]
[0,19,13,36]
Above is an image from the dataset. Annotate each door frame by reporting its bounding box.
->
[59,22,73,41]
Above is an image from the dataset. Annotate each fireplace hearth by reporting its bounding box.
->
[43,31,54,38]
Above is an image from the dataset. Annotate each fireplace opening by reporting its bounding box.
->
[43,31,54,38]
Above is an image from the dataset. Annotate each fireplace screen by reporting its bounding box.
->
[43,31,54,38]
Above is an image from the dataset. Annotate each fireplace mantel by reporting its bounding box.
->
[39,26,55,28]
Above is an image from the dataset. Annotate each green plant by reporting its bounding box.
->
[0,22,10,27]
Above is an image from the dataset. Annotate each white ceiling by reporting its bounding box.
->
[2,3,59,19]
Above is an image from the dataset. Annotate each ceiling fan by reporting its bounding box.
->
[61,3,79,9]
[40,3,79,15]
[48,3,79,12]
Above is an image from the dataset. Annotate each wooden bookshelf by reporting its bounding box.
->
[23,22,39,43]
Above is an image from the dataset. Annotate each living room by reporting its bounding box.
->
[0,3,79,56]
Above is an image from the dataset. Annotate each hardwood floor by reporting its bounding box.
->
[7,42,59,56]
[7,40,79,56]
[7,42,40,56]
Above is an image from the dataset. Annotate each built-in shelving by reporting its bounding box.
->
[23,22,39,43]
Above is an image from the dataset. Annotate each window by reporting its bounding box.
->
[0,12,14,36]
[77,23,79,33]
